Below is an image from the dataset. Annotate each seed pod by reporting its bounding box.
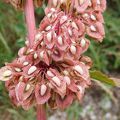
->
[28,66,37,75]
[34,0,43,8]
[5,0,44,10]
[7,0,24,10]
[40,84,47,96]
[74,65,83,75]
[70,45,77,55]
[52,76,61,87]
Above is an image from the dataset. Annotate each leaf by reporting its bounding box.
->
[90,70,120,87]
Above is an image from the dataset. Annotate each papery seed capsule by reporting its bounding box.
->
[23,62,29,66]
[80,39,86,47]
[28,66,37,75]
[90,15,96,21]
[25,84,31,91]
[88,0,92,6]
[63,70,69,75]
[79,0,84,5]
[50,8,56,12]
[48,83,54,89]
[3,70,12,77]
[64,76,71,85]
[29,49,34,53]
[52,76,61,86]
[72,22,78,30]
[60,16,67,24]
[40,51,44,58]
[47,71,54,77]
[8,0,44,10]
[74,65,83,75]
[34,53,38,59]
[77,85,84,93]
[35,33,42,41]
[90,25,97,32]
[47,50,51,55]
[71,41,76,44]
[34,0,43,7]
[57,36,63,45]
[60,0,65,4]
[97,0,101,5]
[70,45,77,54]
[25,40,29,45]
[29,77,35,81]
[54,32,57,37]
[19,76,23,81]
[40,84,47,96]
[15,68,21,72]
[45,26,52,31]
[53,0,58,6]
[40,41,44,46]
[9,0,23,9]
[54,50,59,55]
[47,32,52,42]
[47,13,52,18]
[68,29,72,36]
[82,13,89,18]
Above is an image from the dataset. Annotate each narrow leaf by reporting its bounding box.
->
[90,70,120,87]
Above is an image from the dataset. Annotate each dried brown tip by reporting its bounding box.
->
[4,0,44,10]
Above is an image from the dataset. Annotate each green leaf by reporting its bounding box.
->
[90,70,120,87]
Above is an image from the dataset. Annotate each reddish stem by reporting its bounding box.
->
[37,104,47,120]
[24,1,46,119]
[24,0,36,48]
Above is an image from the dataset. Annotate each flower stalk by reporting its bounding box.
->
[24,0,36,48]
[37,104,47,120]
[24,0,46,120]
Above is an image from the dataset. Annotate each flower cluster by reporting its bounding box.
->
[0,0,106,110]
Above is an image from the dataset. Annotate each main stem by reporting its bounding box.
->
[24,0,36,48]
[37,104,47,120]
[24,1,46,120]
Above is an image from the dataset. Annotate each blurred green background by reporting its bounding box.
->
[0,0,120,120]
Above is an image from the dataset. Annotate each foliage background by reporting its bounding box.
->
[0,0,120,120]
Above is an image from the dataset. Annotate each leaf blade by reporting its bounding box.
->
[90,70,120,87]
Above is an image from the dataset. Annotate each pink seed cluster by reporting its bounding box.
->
[0,0,106,110]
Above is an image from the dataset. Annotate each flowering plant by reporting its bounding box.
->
[0,0,107,120]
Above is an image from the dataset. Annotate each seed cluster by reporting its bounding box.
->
[0,0,106,110]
